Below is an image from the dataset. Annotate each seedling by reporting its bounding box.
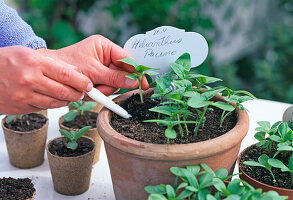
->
[243,154,276,181]
[118,58,159,103]
[59,126,92,150]
[64,100,96,122]
[268,155,293,185]
[144,52,254,140]
[145,164,287,200]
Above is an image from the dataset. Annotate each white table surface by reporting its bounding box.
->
[0,99,291,200]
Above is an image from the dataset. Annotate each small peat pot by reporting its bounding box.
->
[58,112,102,164]
[1,113,48,168]
[0,177,35,200]
[97,88,250,200]
[238,145,293,199]
[46,136,96,195]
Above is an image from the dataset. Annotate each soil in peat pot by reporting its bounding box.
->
[62,111,98,129]
[111,94,237,144]
[4,113,47,132]
[239,144,293,189]
[0,177,35,200]
[49,137,95,157]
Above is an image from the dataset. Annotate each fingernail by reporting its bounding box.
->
[80,94,85,100]
[125,78,138,87]
[86,83,93,92]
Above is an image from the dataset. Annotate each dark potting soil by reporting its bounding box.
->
[239,144,293,189]
[62,111,98,129]
[4,113,47,132]
[0,177,35,200]
[110,94,237,144]
[49,137,94,157]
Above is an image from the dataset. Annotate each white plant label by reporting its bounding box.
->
[283,105,293,124]
[124,26,208,76]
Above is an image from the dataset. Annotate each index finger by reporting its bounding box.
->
[41,56,93,92]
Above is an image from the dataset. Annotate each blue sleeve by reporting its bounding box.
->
[0,0,47,49]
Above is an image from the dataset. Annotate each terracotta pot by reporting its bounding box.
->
[58,115,102,164]
[46,136,95,195]
[238,145,293,199]
[68,101,103,113]
[1,115,48,169]
[97,89,250,200]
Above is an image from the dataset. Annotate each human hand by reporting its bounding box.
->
[0,46,93,114]
[38,35,149,96]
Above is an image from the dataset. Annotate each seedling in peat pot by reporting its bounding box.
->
[118,58,159,103]
[59,126,92,150]
[64,100,96,122]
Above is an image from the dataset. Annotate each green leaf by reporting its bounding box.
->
[155,72,173,94]
[243,161,265,168]
[200,163,215,176]
[199,173,213,188]
[187,93,210,108]
[257,121,271,132]
[78,101,97,111]
[258,154,269,166]
[215,168,228,179]
[118,57,138,68]
[67,141,78,150]
[211,102,235,111]
[173,79,192,89]
[146,70,159,76]
[74,126,92,140]
[213,178,227,193]
[126,73,138,80]
[254,132,266,141]
[136,65,158,73]
[269,135,281,142]
[147,194,167,200]
[145,185,166,194]
[224,195,241,200]
[201,88,225,100]
[59,129,74,140]
[170,62,185,79]
[149,106,173,116]
[64,110,78,121]
[268,159,289,172]
[289,155,293,170]
[165,127,177,139]
[206,194,217,200]
[175,52,191,73]
[166,185,176,198]
[278,123,289,137]
[182,168,199,189]
[186,165,201,176]
[177,182,188,190]
[170,167,185,177]
[5,115,16,124]
[227,179,243,195]
[70,101,82,108]
[177,189,194,199]
[277,146,293,151]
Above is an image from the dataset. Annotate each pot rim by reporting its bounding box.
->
[237,144,293,192]
[58,113,97,131]
[97,88,249,160]
[1,114,49,135]
[46,136,96,160]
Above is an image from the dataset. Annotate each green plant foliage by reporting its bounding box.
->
[5,115,23,124]
[145,164,287,200]
[118,58,159,103]
[64,100,97,122]
[59,126,91,150]
[144,53,254,141]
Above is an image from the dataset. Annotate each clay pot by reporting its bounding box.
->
[238,146,293,199]
[58,115,102,164]
[68,101,103,113]
[1,115,48,168]
[97,89,250,200]
[46,136,95,195]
